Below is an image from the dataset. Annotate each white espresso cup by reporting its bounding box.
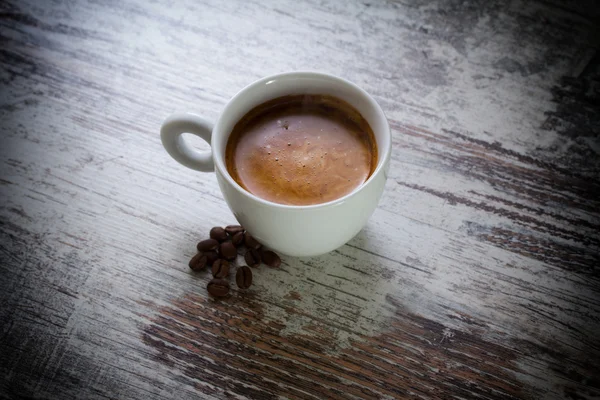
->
[161,72,391,257]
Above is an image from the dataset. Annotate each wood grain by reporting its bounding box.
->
[1,0,599,399]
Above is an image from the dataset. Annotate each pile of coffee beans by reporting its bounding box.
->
[188,225,281,297]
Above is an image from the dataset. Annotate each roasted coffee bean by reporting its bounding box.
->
[212,259,230,278]
[236,266,252,289]
[225,225,244,236]
[207,279,229,297]
[197,238,219,252]
[210,226,228,242]
[188,253,207,271]
[232,231,244,247]
[219,241,237,261]
[261,250,281,268]
[205,250,219,265]
[244,248,261,268]
[244,233,261,250]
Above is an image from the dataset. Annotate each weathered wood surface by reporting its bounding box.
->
[1,0,599,399]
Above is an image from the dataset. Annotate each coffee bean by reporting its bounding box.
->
[244,233,261,250]
[207,279,229,297]
[212,259,230,278]
[219,241,237,261]
[244,248,261,268]
[205,250,219,265]
[197,238,219,252]
[188,253,207,271]
[236,266,252,289]
[261,250,281,268]
[232,231,244,247]
[210,226,228,242]
[225,225,244,235]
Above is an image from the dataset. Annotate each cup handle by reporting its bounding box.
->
[160,113,215,172]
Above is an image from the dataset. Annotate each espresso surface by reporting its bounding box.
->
[226,95,378,205]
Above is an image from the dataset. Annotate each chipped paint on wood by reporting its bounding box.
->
[1,0,599,399]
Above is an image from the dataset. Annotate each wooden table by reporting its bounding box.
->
[1,1,599,399]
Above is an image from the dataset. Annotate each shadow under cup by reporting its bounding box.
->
[212,72,391,257]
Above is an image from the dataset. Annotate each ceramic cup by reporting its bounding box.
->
[160,72,391,256]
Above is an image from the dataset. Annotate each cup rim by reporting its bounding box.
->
[212,71,391,210]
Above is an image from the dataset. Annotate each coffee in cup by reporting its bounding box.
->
[160,72,391,256]
[225,94,377,206]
